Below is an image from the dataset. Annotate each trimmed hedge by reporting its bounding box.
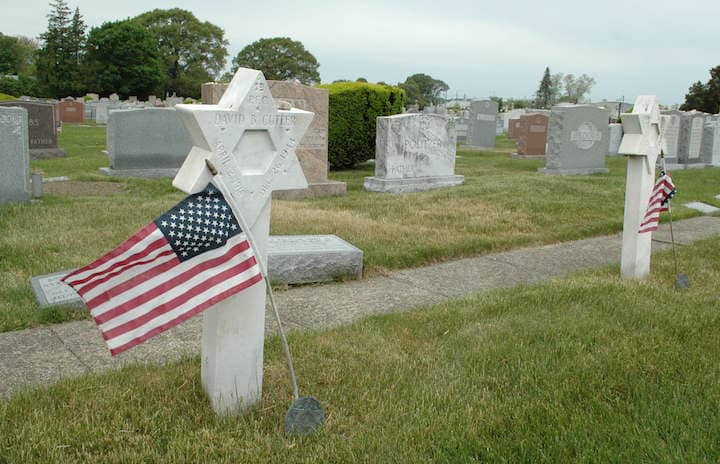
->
[318,82,405,169]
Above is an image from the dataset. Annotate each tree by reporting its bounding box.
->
[681,66,720,114]
[490,96,504,113]
[14,36,40,76]
[535,67,553,108]
[133,8,228,98]
[561,73,595,103]
[229,37,320,85]
[398,73,449,108]
[83,20,164,98]
[0,34,19,74]
[36,0,87,97]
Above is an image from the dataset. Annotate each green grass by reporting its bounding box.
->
[0,125,718,333]
[2,237,719,462]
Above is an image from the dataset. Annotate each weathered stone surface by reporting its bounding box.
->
[516,113,548,156]
[700,117,719,166]
[102,108,193,177]
[0,106,30,204]
[466,100,497,148]
[0,101,65,159]
[684,202,720,214]
[267,80,346,199]
[540,105,609,175]
[57,100,84,123]
[267,235,363,284]
[662,110,710,166]
[364,113,462,192]
[200,80,345,199]
[660,112,681,158]
[608,123,623,156]
[507,118,522,139]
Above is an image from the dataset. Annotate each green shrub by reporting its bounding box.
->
[0,92,15,101]
[318,82,405,169]
[0,75,45,98]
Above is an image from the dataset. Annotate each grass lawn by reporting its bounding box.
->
[0,123,718,333]
[1,236,719,462]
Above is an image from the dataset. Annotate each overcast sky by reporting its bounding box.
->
[4,0,718,104]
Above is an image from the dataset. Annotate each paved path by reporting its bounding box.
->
[2,216,719,398]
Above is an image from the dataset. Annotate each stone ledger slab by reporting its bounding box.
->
[30,235,364,307]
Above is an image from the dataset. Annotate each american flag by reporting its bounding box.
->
[639,171,676,234]
[62,183,262,356]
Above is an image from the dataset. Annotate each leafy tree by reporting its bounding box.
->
[36,0,86,97]
[0,34,19,74]
[14,36,40,76]
[229,37,320,84]
[356,77,368,82]
[133,8,228,98]
[398,73,449,108]
[561,73,595,103]
[83,20,164,98]
[681,66,720,114]
[490,96,504,113]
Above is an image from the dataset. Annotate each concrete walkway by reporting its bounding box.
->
[2,216,719,398]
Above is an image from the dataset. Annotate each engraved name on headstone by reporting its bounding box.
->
[0,106,30,204]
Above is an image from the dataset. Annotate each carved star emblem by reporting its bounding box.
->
[172,68,313,228]
[618,95,661,174]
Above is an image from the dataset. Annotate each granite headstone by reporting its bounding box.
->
[58,99,85,123]
[0,106,31,203]
[0,101,65,158]
[364,113,463,193]
[516,113,548,157]
[608,123,623,156]
[539,105,610,175]
[466,100,498,148]
[102,108,193,177]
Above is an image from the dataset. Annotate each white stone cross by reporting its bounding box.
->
[173,68,313,414]
[618,95,662,279]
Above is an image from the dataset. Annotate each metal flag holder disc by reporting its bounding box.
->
[205,159,325,436]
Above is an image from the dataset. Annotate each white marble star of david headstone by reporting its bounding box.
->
[172,68,313,228]
[618,95,661,174]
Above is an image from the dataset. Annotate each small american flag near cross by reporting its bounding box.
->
[62,183,263,356]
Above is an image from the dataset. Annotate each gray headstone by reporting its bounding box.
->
[102,108,193,177]
[540,105,610,175]
[30,235,364,307]
[608,123,623,156]
[662,110,710,166]
[0,106,30,203]
[699,117,719,166]
[466,100,498,148]
[0,101,65,159]
[364,113,463,193]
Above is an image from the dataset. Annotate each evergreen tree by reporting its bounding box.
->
[36,0,86,97]
[535,67,553,109]
[681,66,720,114]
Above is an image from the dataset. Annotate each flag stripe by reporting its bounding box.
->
[64,227,166,286]
[102,256,258,340]
[639,172,676,234]
[78,248,177,298]
[90,235,251,320]
[96,243,255,328]
[85,252,180,308]
[108,272,264,356]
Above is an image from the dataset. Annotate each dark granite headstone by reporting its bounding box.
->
[0,101,65,158]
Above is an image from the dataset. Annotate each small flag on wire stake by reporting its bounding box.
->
[639,171,676,234]
[62,183,263,356]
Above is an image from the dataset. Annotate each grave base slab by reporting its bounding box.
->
[363,175,464,193]
[537,167,609,175]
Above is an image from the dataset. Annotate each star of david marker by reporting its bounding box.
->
[172,68,313,414]
[618,95,662,279]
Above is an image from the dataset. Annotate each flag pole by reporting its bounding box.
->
[656,126,688,288]
[204,160,299,400]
